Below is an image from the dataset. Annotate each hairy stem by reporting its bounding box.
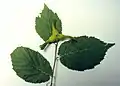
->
[50,42,58,86]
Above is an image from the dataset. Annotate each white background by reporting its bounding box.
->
[0,0,119,86]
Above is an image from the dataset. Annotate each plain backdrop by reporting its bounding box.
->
[0,0,119,86]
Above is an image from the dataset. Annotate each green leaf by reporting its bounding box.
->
[35,4,62,41]
[11,47,53,83]
[58,36,115,71]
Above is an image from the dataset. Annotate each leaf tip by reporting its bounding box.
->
[105,43,115,50]
[44,3,48,9]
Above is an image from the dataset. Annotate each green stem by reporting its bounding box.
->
[50,42,58,86]
[53,57,59,86]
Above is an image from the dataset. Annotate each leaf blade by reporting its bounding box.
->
[35,4,62,41]
[58,36,115,71]
[11,47,53,83]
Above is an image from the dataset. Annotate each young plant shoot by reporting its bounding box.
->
[11,4,115,86]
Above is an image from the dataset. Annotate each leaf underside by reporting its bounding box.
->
[58,36,115,71]
[11,47,53,83]
[35,4,62,41]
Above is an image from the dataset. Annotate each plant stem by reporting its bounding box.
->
[53,56,59,86]
[50,42,58,86]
